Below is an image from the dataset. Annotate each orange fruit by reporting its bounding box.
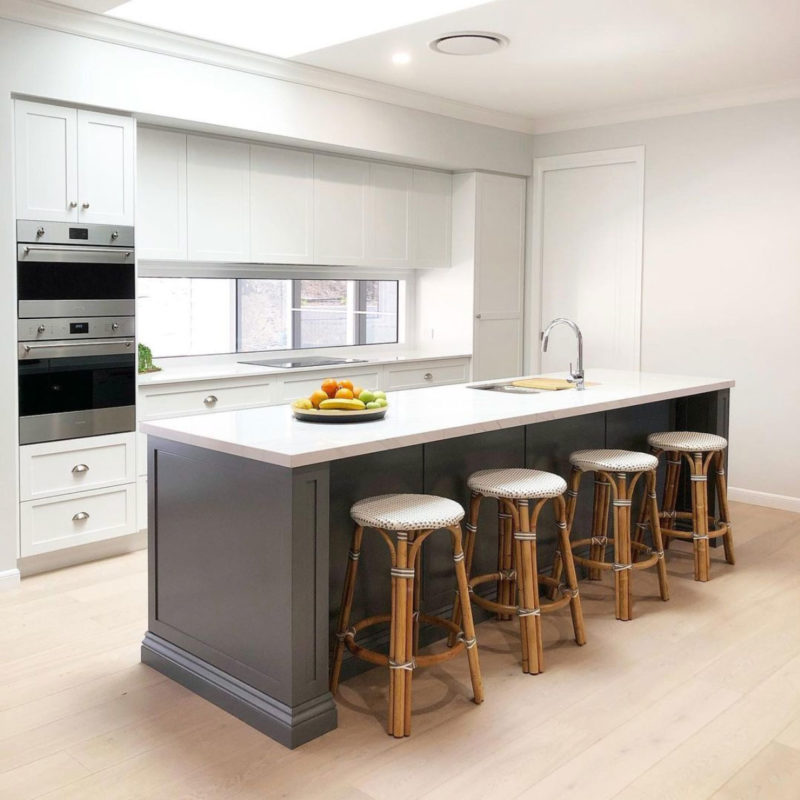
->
[309,390,328,408]
[335,387,354,399]
[352,386,364,399]
[338,379,354,391]
[321,378,339,398]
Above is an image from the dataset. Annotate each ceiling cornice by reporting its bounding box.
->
[0,0,538,135]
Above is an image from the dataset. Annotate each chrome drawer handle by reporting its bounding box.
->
[72,464,90,474]
[423,372,433,381]
[203,395,218,406]
[72,511,90,522]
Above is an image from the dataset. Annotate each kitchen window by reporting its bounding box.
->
[137,277,400,357]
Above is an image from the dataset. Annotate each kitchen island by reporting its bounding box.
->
[140,370,733,747]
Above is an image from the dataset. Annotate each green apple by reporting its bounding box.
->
[365,401,381,409]
[373,390,386,400]
[375,398,388,408]
[358,390,376,404]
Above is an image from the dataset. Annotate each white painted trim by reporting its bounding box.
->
[728,487,800,514]
[528,146,645,374]
[0,0,536,135]
[0,568,21,590]
[529,80,800,135]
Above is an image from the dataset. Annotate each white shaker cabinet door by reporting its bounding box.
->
[412,168,452,268]
[136,127,187,259]
[15,100,78,222]
[77,110,135,226]
[250,144,314,264]
[313,154,369,265]
[366,162,412,267]
[187,135,250,262]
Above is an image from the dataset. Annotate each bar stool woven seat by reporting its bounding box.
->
[555,448,669,621]
[467,468,567,499]
[640,431,734,582]
[647,431,727,452]
[453,467,585,675]
[350,493,464,531]
[331,492,483,738]
[570,449,659,473]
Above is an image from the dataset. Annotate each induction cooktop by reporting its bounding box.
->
[239,356,368,369]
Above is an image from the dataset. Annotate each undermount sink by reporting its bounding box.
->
[468,382,542,394]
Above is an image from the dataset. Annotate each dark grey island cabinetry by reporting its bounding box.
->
[140,370,732,748]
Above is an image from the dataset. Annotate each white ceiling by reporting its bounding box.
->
[49,0,800,131]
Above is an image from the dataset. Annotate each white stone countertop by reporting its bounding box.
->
[137,350,471,387]
[140,370,734,468]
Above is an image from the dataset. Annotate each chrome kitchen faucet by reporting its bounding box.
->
[541,317,585,390]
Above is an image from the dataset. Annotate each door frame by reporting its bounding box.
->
[528,145,645,373]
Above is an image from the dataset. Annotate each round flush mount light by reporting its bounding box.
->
[392,52,411,65]
[429,31,509,56]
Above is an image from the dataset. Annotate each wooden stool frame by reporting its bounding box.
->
[555,467,669,621]
[640,448,734,582]
[330,522,484,738]
[451,492,586,675]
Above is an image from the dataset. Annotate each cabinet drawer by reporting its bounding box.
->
[20,484,136,557]
[276,369,383,403]
[384,360,469,390]
[140,381,272,419]
[19,433,135,501]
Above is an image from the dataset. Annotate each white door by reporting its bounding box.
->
[366,162,412,266]
[250,144,314,264]
[473,173,526,381]
[534,147,644,375]
[14,100,78,222]
[411,168,452,268]
[136,127,187,260]
[313,154,369,265]
[187,135,250,262]
[77,110,135,226]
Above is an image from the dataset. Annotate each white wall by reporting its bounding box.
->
[532,98,800,509]
[0,13,534,582]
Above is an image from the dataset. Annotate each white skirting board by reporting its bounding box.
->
[728,486,800,514]
[0,568,21,590]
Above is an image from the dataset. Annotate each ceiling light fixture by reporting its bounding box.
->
[392,52,411,65]
[429,31,508,56]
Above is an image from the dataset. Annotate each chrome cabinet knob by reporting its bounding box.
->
[203,395,218,407]
[111,230,119,240]
[423,372,433,381]
[68,201,77,209]
[81,202,90,209]
[72,511,90,522]
[36,226,45,237]
[72,464,90,474]
[37,324,46,334]
[111,322,119,331]
[475,313,482,319]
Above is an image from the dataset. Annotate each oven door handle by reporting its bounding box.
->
[18,338,135,358]
[18,244,134,263]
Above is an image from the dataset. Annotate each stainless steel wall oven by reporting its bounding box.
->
[16,221,136,445]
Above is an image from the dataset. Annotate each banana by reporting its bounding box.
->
[319,398,366,411]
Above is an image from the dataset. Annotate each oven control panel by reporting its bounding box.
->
[18,317,135,342]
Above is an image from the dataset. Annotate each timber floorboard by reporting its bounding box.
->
[1,501,799,799]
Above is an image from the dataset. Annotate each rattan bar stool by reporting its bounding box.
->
[554,449,670,621]
[642,432,734,582]
[450,468,586,675]
[330,493,484,738]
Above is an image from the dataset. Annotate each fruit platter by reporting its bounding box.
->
[291,378,388,423]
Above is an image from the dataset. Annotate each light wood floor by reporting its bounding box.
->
[2,501,800,799]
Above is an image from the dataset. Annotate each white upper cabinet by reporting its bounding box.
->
[187,135,250,262]
[412,169,452,268]
[15,101,78,222]
[77,110,134,226]
[250,144,313,264]
[15,101,134,225]
[313,154,369,265]
[366,163,412,267]
[136,128,187,260]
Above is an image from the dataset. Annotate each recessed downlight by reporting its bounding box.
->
[429,31,509,56]
[392,52,412,65]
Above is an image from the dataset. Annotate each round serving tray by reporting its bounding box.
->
[292,406,388,423]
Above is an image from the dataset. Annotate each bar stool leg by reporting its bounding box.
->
[551,466,582,591]
[589,477,611,580]
[515,499,543,674]
[389,530,413,737]
[449,492,481,646]
[449,524,484,704]
[413,545,422,654]
[553,493,586,646]
[714,451,736,566]
[689,452,711,582]
[498,504,515,620]
[330,524,364,694]
[612,473,633,621]
[646,470,670,601]
[661,451,682,550]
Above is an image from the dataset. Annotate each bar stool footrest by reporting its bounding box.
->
[571,538,661,572]
[660,512,730,541]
